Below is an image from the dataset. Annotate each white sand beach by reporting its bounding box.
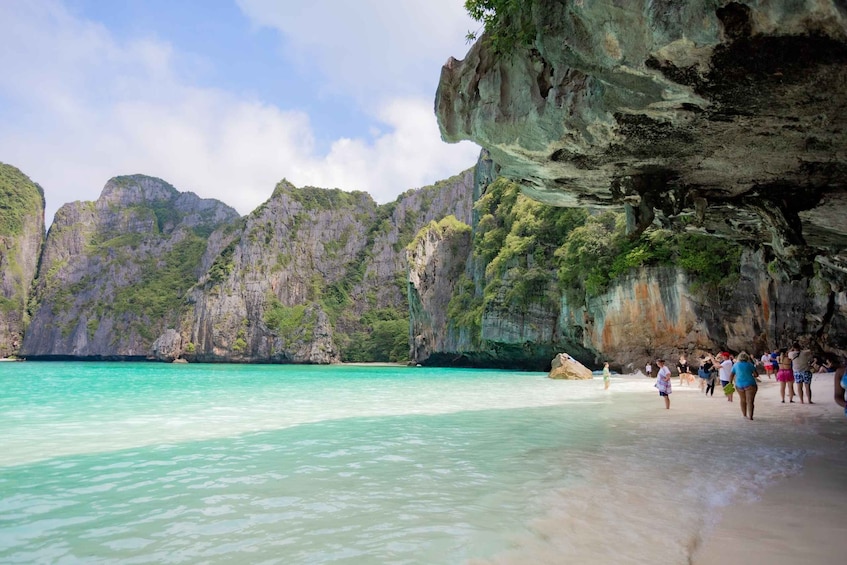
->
[457,369,847,565]
[690,373,847,565]
[625,371,847,565]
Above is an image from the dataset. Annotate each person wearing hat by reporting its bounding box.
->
[718,352,734,402]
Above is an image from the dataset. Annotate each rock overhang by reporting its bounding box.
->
[436,0,847,275]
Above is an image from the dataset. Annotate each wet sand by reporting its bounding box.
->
[688,373,847,564]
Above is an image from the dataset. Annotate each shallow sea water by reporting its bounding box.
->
[0,362,823,564]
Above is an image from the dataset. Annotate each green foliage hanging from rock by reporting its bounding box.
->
[0,163,44,237]
[464,0,538,54]
[555,211,743,301]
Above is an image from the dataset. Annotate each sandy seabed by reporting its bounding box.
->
[632,372,847,565]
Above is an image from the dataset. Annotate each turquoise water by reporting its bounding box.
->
[0,362,823,563]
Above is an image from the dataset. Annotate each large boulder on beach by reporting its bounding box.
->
[548,353,593,380]
[151,329,183,362]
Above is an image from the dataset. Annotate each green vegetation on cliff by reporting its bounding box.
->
[464,0,537,54]
[0,163,44,237]
[557,212,743,300]
[111,234,207,337]
[0,163,44,349]
[343,309,409,363]
[445,178,744,340]
[408,215,472,251]
[472,178,586,312]
[273,181,371,212]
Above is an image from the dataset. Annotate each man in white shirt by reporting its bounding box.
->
[761,352,774,378]
[718,352,734,402]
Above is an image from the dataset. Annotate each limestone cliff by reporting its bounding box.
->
[179,172,475,363]
[408,152,596,371]
[435,0,847,359]
[407,216,473,365]
[21,175,239,359]
[9,164,475,363]
[0,164,44,357]
[182,182,376,363]
[408,150,847,371]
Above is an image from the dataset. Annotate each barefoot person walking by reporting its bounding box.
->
[790,342,814,404]
[718,352,734,402]
[655,359,672,409]
[776,347,795,403]
[731,352,759,420]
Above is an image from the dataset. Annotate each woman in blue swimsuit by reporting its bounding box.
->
[730,352,759,420]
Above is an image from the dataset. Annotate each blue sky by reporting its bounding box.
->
[0,0,481,223]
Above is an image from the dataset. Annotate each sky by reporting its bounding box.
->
[0,0,482,224]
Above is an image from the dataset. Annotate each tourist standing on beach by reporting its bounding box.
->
[677,355,692,386]
[697,354,715,394]
[602,362,611,390]
[790,342,814,404]
[705,365,717,396]
[761,352,774,378]
[718,352,734,402]
[655,359,671,409]
[776,347,795,403]
[645,361,652,378]
[731,352,759,420]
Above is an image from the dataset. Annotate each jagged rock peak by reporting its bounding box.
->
[99,175,180,206]
[95,174,239,233]
[268,178,375,208]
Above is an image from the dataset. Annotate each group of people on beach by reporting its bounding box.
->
[649,342,847,420]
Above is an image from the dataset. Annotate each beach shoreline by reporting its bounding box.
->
[622,371,847,565]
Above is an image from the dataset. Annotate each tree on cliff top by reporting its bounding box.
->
[0,163,45,237]
[464,0,537,54]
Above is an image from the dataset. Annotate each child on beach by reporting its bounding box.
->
[602,362,611,390]
[655,359,671,409]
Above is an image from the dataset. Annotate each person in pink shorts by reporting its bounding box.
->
[776,347,795,403]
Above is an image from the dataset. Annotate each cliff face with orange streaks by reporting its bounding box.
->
[408,153,846,371]
[428,0,847,367]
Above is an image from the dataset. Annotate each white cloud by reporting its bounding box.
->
[297,98,479,199]
[235,0,479,105]
[0,0,480,225]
